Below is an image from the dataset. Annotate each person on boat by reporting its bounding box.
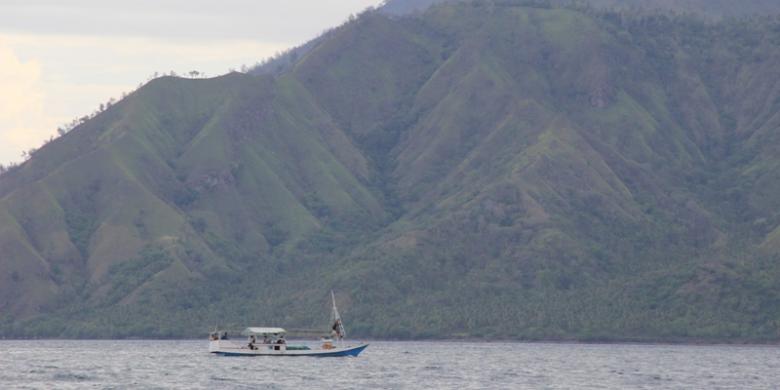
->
[263,335,270,344]
[332,318,343,340]
[277,335,286,344]
[222,331,228,340]
[248,335,257,350]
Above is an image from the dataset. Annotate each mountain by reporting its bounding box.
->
[3,0,780,340]
[253,0,780,76]
[379,0,780,18]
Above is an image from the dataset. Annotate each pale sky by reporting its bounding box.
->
[0,0,382,166]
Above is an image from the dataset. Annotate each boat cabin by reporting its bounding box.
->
[243,327,288,350]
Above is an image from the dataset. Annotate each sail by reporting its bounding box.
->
[331,290,346,340]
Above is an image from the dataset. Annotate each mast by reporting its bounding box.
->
[331,290,346,342]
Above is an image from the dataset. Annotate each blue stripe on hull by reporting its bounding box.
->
[323,344,367,357]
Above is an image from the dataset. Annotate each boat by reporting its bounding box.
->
[208,291,368,357]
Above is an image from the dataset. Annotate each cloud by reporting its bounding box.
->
[0,39,41,120]
[0,0,381,42]
[0,37,56,165]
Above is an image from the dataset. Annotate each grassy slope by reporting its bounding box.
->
[0,72,384,336]
[2,2,780,340]
[301,4,780,340]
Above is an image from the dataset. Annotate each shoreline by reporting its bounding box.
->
[1,336,778,347]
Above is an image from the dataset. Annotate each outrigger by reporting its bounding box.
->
[208,291,368,357]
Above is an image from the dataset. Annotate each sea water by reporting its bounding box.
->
[1,340,779,389]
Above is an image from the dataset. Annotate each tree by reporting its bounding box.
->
[188,70,200,78]
[57,127,66,136]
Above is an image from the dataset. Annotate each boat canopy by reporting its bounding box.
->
[243,327,286,336]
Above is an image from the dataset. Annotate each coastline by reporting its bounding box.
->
[1,336,778,347]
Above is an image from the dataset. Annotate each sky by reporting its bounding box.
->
[0,0,382,166]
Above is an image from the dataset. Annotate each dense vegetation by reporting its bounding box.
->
[3,0,780,341]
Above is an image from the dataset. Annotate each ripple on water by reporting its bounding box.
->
[209,375,235,382]
[0,341,778,389]
[52,371,93,381]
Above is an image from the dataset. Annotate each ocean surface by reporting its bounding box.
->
[1,340,779,389]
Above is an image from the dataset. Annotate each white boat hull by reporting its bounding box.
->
[209,340,368,357]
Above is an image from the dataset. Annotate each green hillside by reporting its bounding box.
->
[2,0,780,341]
